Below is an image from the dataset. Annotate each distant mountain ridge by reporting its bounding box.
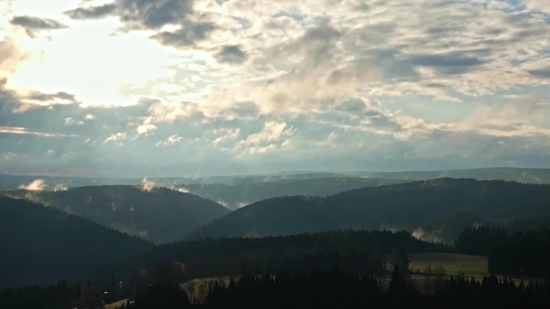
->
[183,178,550,240]
[0,197,154,288]
[3,167,550,190]
[176,177,408,209]
[1,185,230,244]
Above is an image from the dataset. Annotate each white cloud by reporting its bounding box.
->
[136,124,157,136]
[84,114,96,120]
[526,0,550,14]
[0,126,77,137]
[243,121,294,145]
[155,134,183,146]
[64,117,83,126]
[104,132,127,143]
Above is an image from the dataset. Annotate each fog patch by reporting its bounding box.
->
[379,222,405,232]
[217,200,229,208]
[18,179,46,191]
[141,178,155,192]
[52,184,68,191]
[238,202,249,208]
[412,227,444,243]
[170,186,189,193]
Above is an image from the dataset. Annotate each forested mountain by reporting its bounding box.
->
[184,178,550,240]
[0,197,154,289]
[178,177,408,209]
[1,186,230,244]
[347,168,550,184]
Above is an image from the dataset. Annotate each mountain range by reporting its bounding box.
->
[184,178,550,240]
[1,186,230,244]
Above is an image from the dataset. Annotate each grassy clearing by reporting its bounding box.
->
[409,252,544,285]
[409,252,488,280]
[105,299,130,309]
[181,276,236,301]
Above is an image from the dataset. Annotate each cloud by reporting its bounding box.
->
[0,39,30,77]
[239,121,295,154]
[104,132,127,143]
[155,134,182,146]
[18,179,46,191]
[136,124,157,135]
[64,0,195,30]
[526,0,550,14]
[211,128,240,146]
[0,126,78,137]
[65,117,84,126]
[2,0,550,177]
[64,4,117,20]
[215,45,248,64]
[84,114,96,120]
[10,15,67,38]
[243,121,293,145]
[150,22,217,48]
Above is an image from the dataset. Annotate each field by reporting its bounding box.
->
[180,276,236,301]
[105,299,130,309]
[409,252,488,280]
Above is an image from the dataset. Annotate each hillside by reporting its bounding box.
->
[347,168,550,184]
[1,186,230,244]
[184,178,550,240]
[179,177,408,209]
[0,197,154,288]
[92,229,447,283]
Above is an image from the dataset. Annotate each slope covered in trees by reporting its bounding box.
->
[2,186,230,244]
[0,197,154,289]
[456,227,550,278]
[92,229,447,284]
[416,213,550,244]
[177,177,408,210]
[184,178,550,240]
[6,269,550,309]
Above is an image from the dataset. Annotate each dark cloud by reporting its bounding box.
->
[408,52,486,75]
[64,4,117,20]
[10,15,67,38]
[528,69,550,79]
[215,45,247,64]
[26,91,79,104]
[150,22,216,48]
[119,0,194,29]
[10,15,67,30]
[65,0,194,29]
[64,0,218,48]
[335,99,367,112]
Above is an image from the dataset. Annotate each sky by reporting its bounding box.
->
[1,0,550,177]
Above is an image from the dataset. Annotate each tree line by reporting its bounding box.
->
[7,267,548,309]
[455,227,550,278]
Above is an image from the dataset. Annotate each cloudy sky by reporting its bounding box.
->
[1,0,550,177]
